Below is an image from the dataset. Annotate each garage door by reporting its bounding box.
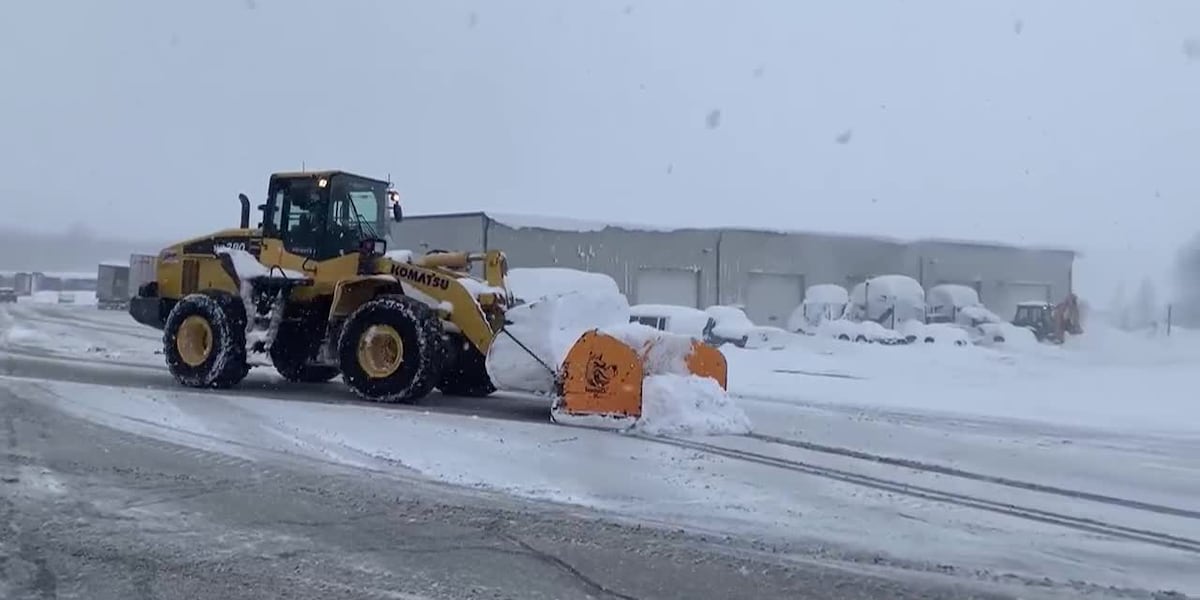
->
[991,282,1051,322]
[744,272,805,326]
[635,268,699,308]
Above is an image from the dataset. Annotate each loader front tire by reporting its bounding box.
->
[338,295,446,403]
[163,291,249,389]
[436,334,496,398]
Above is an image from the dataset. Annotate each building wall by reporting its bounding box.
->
[390,213,487,275]
[716,230,909,326]
[391,212,1075,325]
[903,241,1074,321]
[483,219,721,308]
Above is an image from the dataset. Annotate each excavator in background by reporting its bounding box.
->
[128,169,725,426]
[1011,293,1083,344]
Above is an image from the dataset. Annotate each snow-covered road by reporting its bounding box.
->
[2,299,1198,598]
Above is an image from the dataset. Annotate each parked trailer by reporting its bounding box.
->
[128,253,157,300]
[12,272,33,296]
[96,262,131,310]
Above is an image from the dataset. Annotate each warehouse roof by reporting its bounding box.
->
[400,210,1076,255]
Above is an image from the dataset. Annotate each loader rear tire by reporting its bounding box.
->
[338,295,446,403]
[436,334,496,398]
[163,291,249,389]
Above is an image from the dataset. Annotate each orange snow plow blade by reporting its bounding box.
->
[554,330,645,426]
[685,340,728,390]
[551,329,729,429]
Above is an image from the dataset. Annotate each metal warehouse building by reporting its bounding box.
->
[390,212,1075,327]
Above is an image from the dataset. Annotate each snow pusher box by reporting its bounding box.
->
[126,169,721,425]
[553,328,729,429]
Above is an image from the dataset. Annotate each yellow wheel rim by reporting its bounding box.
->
[176,315,214,367]
[357,324,404,378]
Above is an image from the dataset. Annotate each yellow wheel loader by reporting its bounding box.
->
[128,169,728,424]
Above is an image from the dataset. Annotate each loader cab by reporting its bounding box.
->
[261,171,391,261]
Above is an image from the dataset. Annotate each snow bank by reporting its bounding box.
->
[633,374,751,436]
[505,267,619,304]
[486,288,631,393]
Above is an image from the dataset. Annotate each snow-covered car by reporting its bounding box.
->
[56,291,75,304]
[816,318,907,345]
[703,305,795,349]
[848,275,925,328]
[926,285,1007,345]
[786,284,849,334]
[628,304,740,347]
[0,287,16,303]
[898,319,970,346]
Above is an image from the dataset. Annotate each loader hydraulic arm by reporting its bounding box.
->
[371,252,509,353]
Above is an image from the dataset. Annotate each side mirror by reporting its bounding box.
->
[387,189,403,222]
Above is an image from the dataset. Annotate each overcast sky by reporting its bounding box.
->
[2,0,1198,298]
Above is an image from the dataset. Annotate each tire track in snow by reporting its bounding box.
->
[640,434,1200,555]
[745,432,1200,520]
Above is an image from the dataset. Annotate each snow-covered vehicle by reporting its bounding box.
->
[57,291,76,304]
[816,318,907,344]
[897,319,970,346]
[786,284,849,334]
[627,303,750,348]
[926,284,1007,345]
[848,275,926,327]
[0,287,16,303]
[703,305,794,349]
[815,275,924,344]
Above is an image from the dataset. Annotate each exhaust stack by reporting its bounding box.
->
[238,193,251,228]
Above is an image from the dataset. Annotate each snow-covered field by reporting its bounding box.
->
[2,299,1198,596]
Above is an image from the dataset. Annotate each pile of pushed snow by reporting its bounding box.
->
[601,322,695,374]
[601,322,751,436]
[487,288,632,393]
[634,374,751,436]
[506,267,620,304]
